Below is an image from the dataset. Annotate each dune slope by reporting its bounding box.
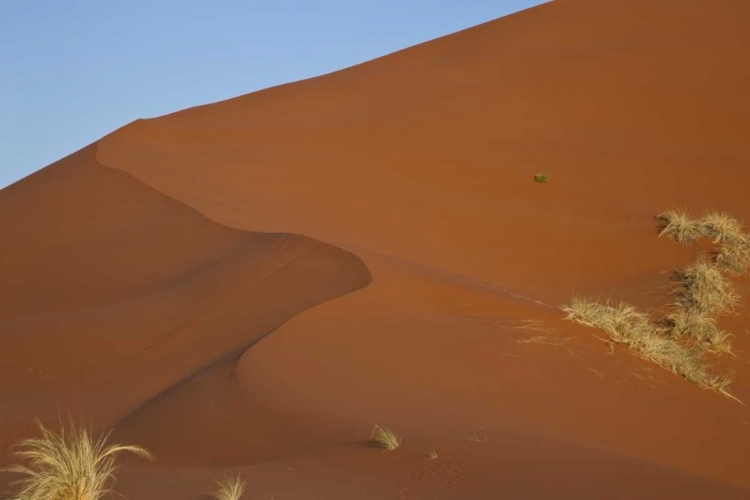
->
[0,144,370,457]
[3,0,750,498]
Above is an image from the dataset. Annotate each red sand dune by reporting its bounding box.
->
[3,0,750,498]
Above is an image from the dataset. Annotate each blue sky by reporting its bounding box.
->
[0,0,545,188]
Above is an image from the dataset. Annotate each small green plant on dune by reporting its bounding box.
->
[370,425,402,451]
[564,209,750,401]
[2,420,153,500]
[213,476,246,500]
[534,173,549,184]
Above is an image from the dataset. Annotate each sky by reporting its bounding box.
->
[0,0,546,188]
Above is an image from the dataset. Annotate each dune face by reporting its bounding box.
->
[0,145,370,457]
[4,0,750,498]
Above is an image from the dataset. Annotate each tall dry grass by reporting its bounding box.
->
[670,257,739,315]
[715,239,750,276]
[656,210,703,245]
[658,210,750,275]
[369,425,402,451]
[666,256,737,354]
[666,308,733,354]
[699,212,747,246]
[213,476,245,500]
[700,212,750,275]
[562,209,748,401]
[3,420,152,500]
[563,298,738,401]
[562,299,711,387]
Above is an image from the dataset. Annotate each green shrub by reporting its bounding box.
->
[534,173,549,184]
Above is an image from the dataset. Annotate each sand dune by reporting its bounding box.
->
[3,0,750,498]
[0,144,369,456]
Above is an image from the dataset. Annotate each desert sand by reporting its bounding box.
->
[2,0,750,498]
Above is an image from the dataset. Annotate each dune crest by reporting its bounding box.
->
[4,0,750,497]
[0,144,370,456]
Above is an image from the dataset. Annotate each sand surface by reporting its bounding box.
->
[3,0,750,498]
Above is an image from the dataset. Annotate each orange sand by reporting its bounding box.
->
[2,0,750,498]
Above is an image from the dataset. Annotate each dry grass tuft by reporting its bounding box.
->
[699,212,747,246]
[657,210,750,274]
[715,239,750,275]
[369,425,402,451]
[563,209,750,401]
[705,372,735,395]
[3,420,152,500]
[656,210,702,245]
[562,299,709,388]
[562,298,656,344]
[213,476,245,500]
[671,258,738,316]
[666,309,733,354]
[699,212,750,275]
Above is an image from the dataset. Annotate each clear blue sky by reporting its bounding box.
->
[0,0,546,188]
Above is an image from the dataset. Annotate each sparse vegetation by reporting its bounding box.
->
[563,298,737,400]
[670,257,738,316]
[656,210,702,245]
[3,420,153,500]
[657,210,750,274]
[564,209,750,401]
[666,308,732,354]
[462,426,488,443]
[562,299,707,383]
[533,173,549,184]
[715,237,750,275]
[699,212,747,246]
[213,476,246,500]
[700,212,750,275]
[370,425,401,451]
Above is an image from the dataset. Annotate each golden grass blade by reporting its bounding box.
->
[562,299,715,391]
[699,212,747,246]
[2,420,152,500]
[715,239,750,276]
[671,257,738,315]
[213,476,246,500]
[656,210,702,245]
[369,425,402,451]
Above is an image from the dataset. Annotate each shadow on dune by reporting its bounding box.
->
[0,144,371,465]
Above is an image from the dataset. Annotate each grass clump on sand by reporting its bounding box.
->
[370,425,402,451]
[213,476,246,500]
[533,173,549,184]
[3,420,153,500]
[563,209,750,400]
[670,257,738,316]
[699,212,747,246]
[562,299,709,386]
[656,210,703,245]
[667,309,732,354]
[657,210,750,275]
[716,242,750,276]
[563,298,735,398]
[700,212,750,275]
